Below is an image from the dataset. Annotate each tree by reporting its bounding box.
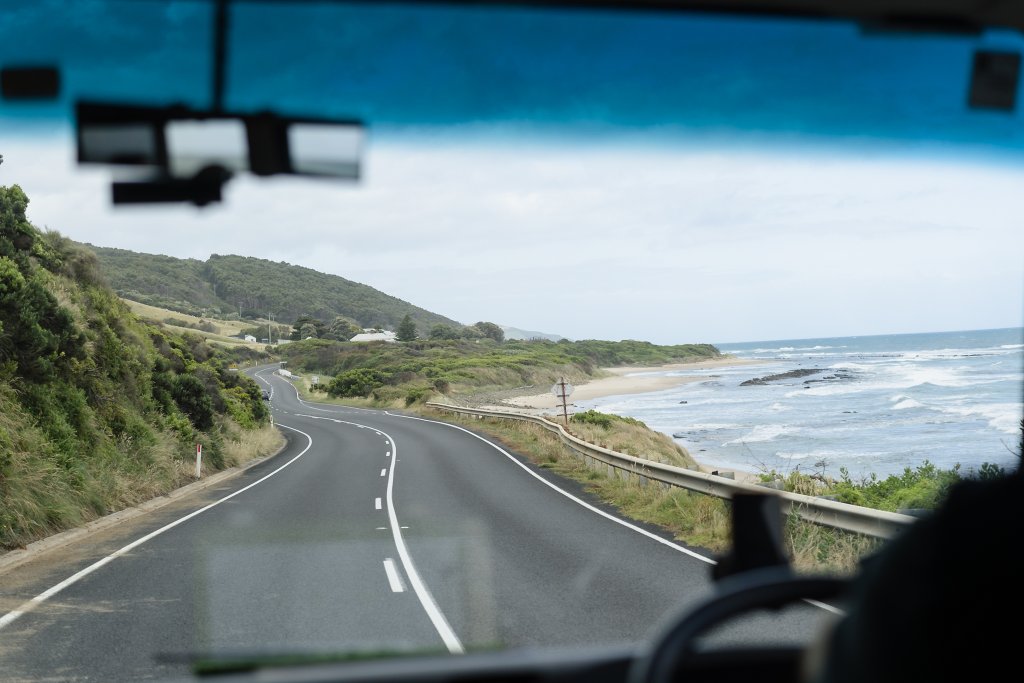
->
[290,315,325,340]
[396,314,417,341]
[472,321,505,343]
[429,323,460,340]
[299,322,318,339]
[325,316,361,341]
[459,326,483,340]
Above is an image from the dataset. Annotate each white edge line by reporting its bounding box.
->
[385,411,845,616]
[804,598,844,615]
[384,411,715,564]
[0,423,314,632]
[295,413,464,654]
[282,378,379,413]
[382,558,406,593]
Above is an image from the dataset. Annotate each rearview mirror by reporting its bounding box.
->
[76,101,364,205]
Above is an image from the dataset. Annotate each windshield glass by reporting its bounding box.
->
[1,1,1022,680]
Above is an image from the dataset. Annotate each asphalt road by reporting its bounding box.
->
[0,365,830,681]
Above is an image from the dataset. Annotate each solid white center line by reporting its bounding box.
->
[375,497,382,510]
[380,468,386,477]
[383,558,406,593]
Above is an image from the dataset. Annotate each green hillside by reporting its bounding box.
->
[1,182,280,549]
[90,246,462,332]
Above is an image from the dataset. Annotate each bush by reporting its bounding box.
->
[571,410,646,430]
[328,368,386,397]
[572,410,614,429]
[404,386,434,406]
[171,374,214,430]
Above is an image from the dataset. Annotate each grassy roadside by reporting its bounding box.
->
[1,388,284,552]
[418,407,880,574]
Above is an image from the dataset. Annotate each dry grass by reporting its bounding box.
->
[785,515,881,575]
[220,422,286,469]
[121,298,259,343]
[559,417,697,469]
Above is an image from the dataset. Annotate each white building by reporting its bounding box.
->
[244,334,257,343]
[349,329,398,343]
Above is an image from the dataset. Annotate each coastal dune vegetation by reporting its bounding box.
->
[278,336,722,407]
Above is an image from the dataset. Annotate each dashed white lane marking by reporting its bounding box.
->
[383,559,406,593]
[375,497,382,510]
[380,468,387,477]
[290,412,464,653]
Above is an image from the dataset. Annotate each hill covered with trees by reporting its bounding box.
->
[1,181,278,549]
[89,246,463,333]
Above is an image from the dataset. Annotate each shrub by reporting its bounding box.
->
[328,368,386,397]
[571,410,646,430]
[404,386,434,406]
[171,374,214,430]
[572,410,614,429]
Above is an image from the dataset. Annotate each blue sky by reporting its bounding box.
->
[2,1,1023,343]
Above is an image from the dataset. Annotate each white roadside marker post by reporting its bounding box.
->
[195,443,202,478]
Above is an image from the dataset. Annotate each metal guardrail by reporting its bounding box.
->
[426,402,915,539]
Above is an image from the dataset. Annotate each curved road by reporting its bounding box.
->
[0,364,827,681]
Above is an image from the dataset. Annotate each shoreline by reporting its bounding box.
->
[478,356,765,482]
[501,357,763,410]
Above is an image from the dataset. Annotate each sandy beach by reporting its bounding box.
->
[503,357,763,410]
[470,356,766,482]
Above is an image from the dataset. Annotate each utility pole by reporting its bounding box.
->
[551,377,574,427]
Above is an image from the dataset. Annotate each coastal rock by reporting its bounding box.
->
[804,370,855,385]
[740,368,824,386]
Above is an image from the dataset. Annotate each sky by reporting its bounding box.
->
[3,129,1022,345]
[2,1,1024,344]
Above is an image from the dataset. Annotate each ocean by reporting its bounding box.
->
[577,328,1024,479]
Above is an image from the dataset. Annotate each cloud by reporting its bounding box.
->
[2,129,1022,343]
